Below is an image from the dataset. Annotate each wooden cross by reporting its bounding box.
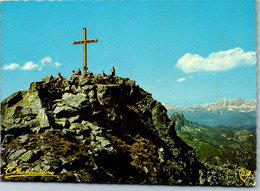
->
[72,28,98,74]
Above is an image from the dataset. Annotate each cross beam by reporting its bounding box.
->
[72,28,98,74]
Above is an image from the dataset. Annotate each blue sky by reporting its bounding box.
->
[1,0,256,106]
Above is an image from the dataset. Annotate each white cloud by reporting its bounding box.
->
[3,63,20,70]
[40,56,52,64]
[21,61,38,70]
[176,47,256,73]
[38,56,52,71]
[157,80,163,83]
[39,57,61,70]
[3,56,61,71]
[177,77,186,82]
[54,62,61,67]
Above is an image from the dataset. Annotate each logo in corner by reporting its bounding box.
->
[4,165,56,179]
[239,168,251,182]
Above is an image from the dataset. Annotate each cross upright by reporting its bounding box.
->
[73,28,98,74]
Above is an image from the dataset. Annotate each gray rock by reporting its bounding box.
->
[96,136,111,148]
[42,75,54,83]
[124,79,135,95]
[35,162,51,172]
[9,149,27,160]
[75,135,84,140]
[70,122,92,136]
[24,116,32,121]
[68,115,80,124]
[14,118,22,124]
[30,82,43,90]
[1,118,15,127]
[18,150,34,163]
[70,122,84,130]
[31,126,44,134]
[90,126,102,136]
[54,105,78,118]
[82,85,95,93]
[5,91,23,108]
[55,118,70,128]
[64,86,71,92]
[18,134,29,144]
[1,90,43,129]
[70,75,80,85]
[71,85,81,94]
[5,123,31,135]
[96,84,118,105]
[2,134,14,144]
[7,160,18,168]
[61,128,76,136]
[14,106,32,117]
[88,90,95,99]
[36,108,50,128]
[78,78,92,86]
[60,157,69,166]
[62,93,87,108]
[1,158,6,167]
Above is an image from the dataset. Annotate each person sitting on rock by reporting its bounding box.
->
[55,72,63,81]
[76,68,82,75]
[110,66,115,77]
[86,67,89,74]
[102,70,107,77]
[70,70,76,80]
[54,72,63,90]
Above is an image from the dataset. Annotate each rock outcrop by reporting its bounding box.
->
[1,74,206,184]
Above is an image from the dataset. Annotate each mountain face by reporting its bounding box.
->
[165,98,256,112]
[165,98,256,131]
[169,112,256,186]
[1,75,205,185]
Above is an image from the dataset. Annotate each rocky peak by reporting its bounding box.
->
[203,97,256,112]
[168,112,185,129]
[1,74,205,184]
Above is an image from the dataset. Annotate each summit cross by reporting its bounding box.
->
[72,28,98,74]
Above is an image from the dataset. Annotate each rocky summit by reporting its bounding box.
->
[1,74,205,184]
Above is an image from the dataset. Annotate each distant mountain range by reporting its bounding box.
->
[164,98,256,131]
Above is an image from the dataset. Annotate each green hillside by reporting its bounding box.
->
[169,112,256,171]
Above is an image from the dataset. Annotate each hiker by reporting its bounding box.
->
[110,66,115,77]
[55,72,63,82]
[76,68,82,75]
[70,70,76,80]
[102,70,107,77]
[54,72,63,90]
